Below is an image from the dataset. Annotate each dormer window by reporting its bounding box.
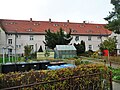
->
[53,24,59,26]
[72,30,77,33]
[33,23,40,26]
[87,30,93,33]
[8,34,12,36]
[26,28,32,32]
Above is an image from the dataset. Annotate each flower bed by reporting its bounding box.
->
[0,64,109,89]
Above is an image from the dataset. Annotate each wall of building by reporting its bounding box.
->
[14,34,45,54]
[0,29,110,55]
[110,32,120,55]
[0,28,7,55]
[71,35,108,51]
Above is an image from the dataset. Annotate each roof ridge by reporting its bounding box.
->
[0,19,106,25]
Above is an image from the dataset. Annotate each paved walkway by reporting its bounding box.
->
[113,81,120,90]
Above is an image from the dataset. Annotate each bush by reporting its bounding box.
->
[0,64,108,89]
[75,59,81,65]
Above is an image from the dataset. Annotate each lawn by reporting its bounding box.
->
[0,57,22,63]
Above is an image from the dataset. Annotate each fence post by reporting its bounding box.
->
[109,71,113,90]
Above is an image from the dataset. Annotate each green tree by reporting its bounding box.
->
[43,28,73,49]
[99,37,117,54]
[74,40,86,55]
[24,45,32,59]
[104,0,120,34]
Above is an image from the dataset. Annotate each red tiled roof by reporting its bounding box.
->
[0,19,112,35]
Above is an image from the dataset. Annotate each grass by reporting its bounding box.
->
[0,57,23,63]
[108,66,120,81]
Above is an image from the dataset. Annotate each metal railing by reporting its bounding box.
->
[1,72,111,90]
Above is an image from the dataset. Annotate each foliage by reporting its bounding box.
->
[43,28,73,49]
[104,0,120,34]
[74,40,86,55]
[91,50,99,58]
[108,67,120,81]
[99,37,117,54]
[24,45,32,59]
[0,64,109,89]
[31,52,37,59]
[74,59,81,65]
[44,50,50,57]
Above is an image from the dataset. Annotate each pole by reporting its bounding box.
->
[2,47,5,64]
[8,49,10,62]
[108,50,113,90]
[108,50,111,67]
[15,32,17,62]
[109,71,113,90]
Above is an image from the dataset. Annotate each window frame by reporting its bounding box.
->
[88,45,92,50]
[29,35,34,40]
[8,39,12,44]
[88,36,92,41]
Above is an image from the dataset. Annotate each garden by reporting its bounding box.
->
[0,28,120,89]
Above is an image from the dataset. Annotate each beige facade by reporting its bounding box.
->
[0,30,109,55]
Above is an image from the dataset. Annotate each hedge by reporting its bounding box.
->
[0,64,109,89]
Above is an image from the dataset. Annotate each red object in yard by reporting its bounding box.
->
[103,50,108,56]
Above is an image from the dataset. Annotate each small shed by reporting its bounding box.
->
[55,45,76,59]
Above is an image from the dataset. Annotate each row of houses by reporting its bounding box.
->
[0,18,120,56]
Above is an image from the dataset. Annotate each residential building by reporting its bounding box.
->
[0,19,112,55]
[110,32,120,55]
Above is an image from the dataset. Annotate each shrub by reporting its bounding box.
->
[0,64,109,89]
[75,59,81,65]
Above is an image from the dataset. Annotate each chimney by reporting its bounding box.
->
[30,18,32,22]
[49,18,51,23]
[83,21,86,24]
[67,20,69,23]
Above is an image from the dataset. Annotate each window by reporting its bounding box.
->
[8,34,12,36]
[75,36,79,41]
[114,36,117,40]
[88,36,92,41]
[16,35,21,38]
[30,35,34,40]
[97,36,101,39]
[8,49,12,55]
[8,39,12,44]
[88,45,92,50]
[16,45,21,49]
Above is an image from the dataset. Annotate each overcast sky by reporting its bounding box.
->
[0,0,113,23]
